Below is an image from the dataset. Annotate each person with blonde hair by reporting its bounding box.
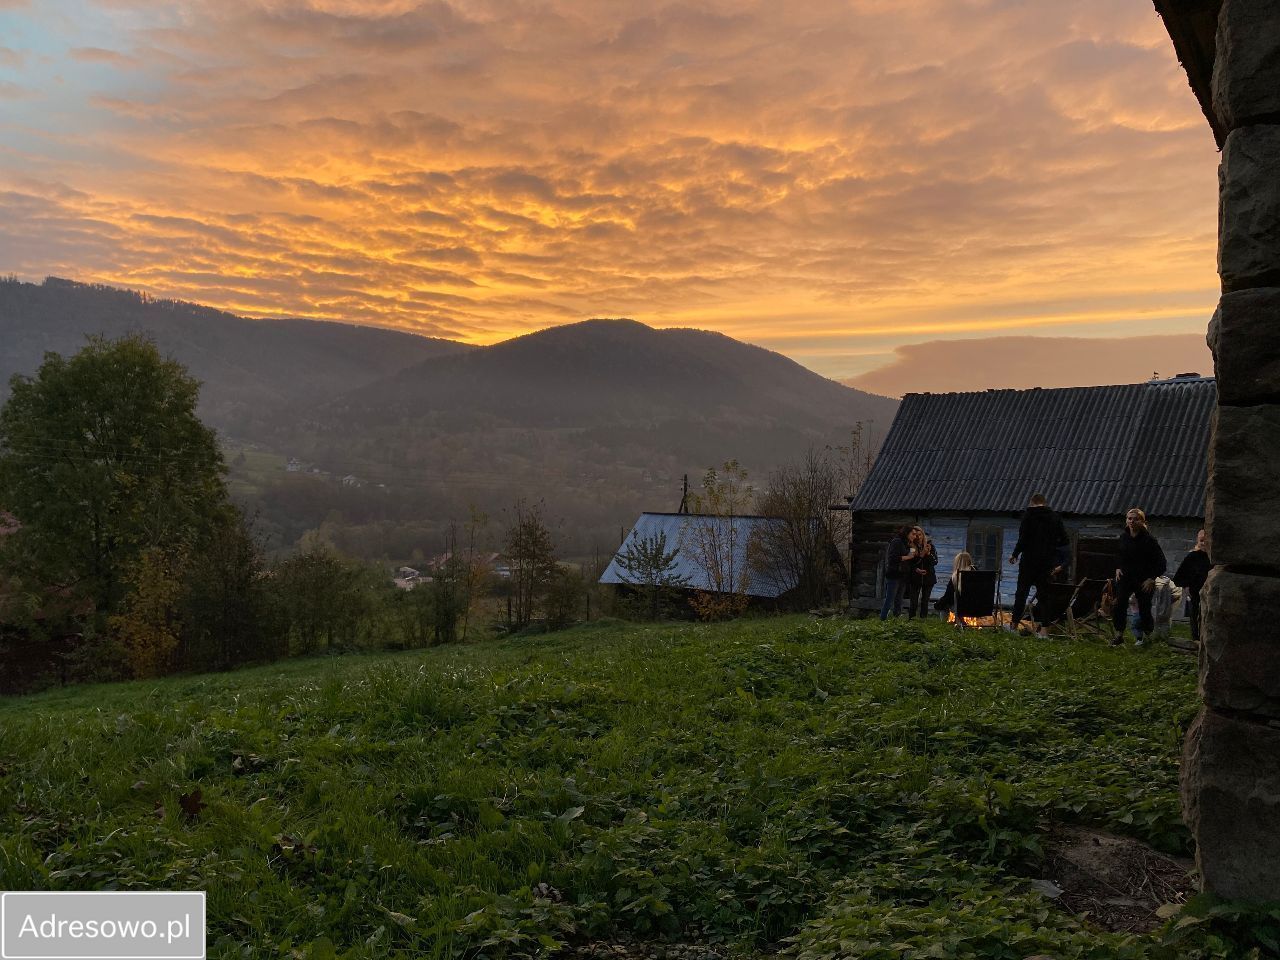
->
[933,551,974,615]
[907,528,938,618]
[1111,507,1167,647]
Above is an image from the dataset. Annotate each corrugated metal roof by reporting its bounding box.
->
[599,512,797,598]
[851,377,1215,518]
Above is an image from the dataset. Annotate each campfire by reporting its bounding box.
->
[946,611,1010,629]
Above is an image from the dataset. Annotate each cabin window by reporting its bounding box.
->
[967,526,1003,576]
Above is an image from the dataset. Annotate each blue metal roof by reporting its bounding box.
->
[851,377,1215,519]
[599,512,797,598]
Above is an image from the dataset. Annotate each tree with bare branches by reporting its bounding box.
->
[754,447,846,609]
[685,460,754,620]
[503,499,557,629]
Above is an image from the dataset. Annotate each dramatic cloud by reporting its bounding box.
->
[847,333,1213,397]
[0,0,1221,377]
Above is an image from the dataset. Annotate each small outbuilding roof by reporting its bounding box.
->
[599,512,797,598]
[851,377,1216,519]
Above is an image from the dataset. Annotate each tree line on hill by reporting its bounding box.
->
[0,335,873,693]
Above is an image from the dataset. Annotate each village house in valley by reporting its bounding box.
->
[848,376,1216,612]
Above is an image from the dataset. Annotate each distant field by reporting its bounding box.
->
[0,617,1240,958]
[224,442,288,498]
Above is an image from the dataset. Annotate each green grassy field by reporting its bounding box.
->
[0,617,1261,958]
[223,442,289,500]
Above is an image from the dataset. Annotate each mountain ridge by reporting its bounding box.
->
[0,277,470,433]
[0,276,897,554]
[341,316,892,431]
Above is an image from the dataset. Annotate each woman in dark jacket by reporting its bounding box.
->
[1110,507,1167,646]
[1173,528,1211,646]
[908,530,938,618]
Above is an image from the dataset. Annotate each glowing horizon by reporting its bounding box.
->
[0,0,1220,382]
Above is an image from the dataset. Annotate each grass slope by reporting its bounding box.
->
[0,618,1238,958]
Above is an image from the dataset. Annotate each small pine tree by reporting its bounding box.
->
[615,530,690,620]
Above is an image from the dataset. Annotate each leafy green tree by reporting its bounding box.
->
[0,335,228,626]
[109,546,187,678]
[544,564,585,631]
[178,511,284,671]
[272,546,376,654]
[615,530,690,620]
[391,582,436,649]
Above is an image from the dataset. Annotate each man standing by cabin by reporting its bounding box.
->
[880,525,915,620]
[1008,493,1068,631]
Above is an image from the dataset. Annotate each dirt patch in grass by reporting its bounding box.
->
[1040,824,1196,933]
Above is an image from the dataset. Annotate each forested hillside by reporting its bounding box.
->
[0,278,896,558]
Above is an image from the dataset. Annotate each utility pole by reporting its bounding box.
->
[678,474,690,514]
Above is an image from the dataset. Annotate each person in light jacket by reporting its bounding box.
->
[1110,507,1167,647]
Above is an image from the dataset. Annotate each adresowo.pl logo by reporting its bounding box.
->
[1,892,205,960]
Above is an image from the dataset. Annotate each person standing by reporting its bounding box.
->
[880,525,915,621]
[1008,493,1069,630]
[1173,528,1211,646]
[908,531,938,618]
[1111,507,1167,647]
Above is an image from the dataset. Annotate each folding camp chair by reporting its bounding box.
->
[1030,581,1077,635]
[953,570,999,630]
[1061,578,1112,641]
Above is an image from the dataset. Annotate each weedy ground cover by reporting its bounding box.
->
[0,617,1272,958]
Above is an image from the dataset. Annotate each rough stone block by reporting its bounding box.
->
[1209,288,1280,403]
[1213,0,1280,131]
[1200,568,1280,717]
[1182,709,1280,900]
[1206,404,1280,569]
[1219,125,1280,291]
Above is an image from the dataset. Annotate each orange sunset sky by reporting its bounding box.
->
[0,0,1220,391]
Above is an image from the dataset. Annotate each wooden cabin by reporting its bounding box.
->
[848,376,1216,612]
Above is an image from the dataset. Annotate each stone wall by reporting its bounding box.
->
[1180,0,1280,903]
